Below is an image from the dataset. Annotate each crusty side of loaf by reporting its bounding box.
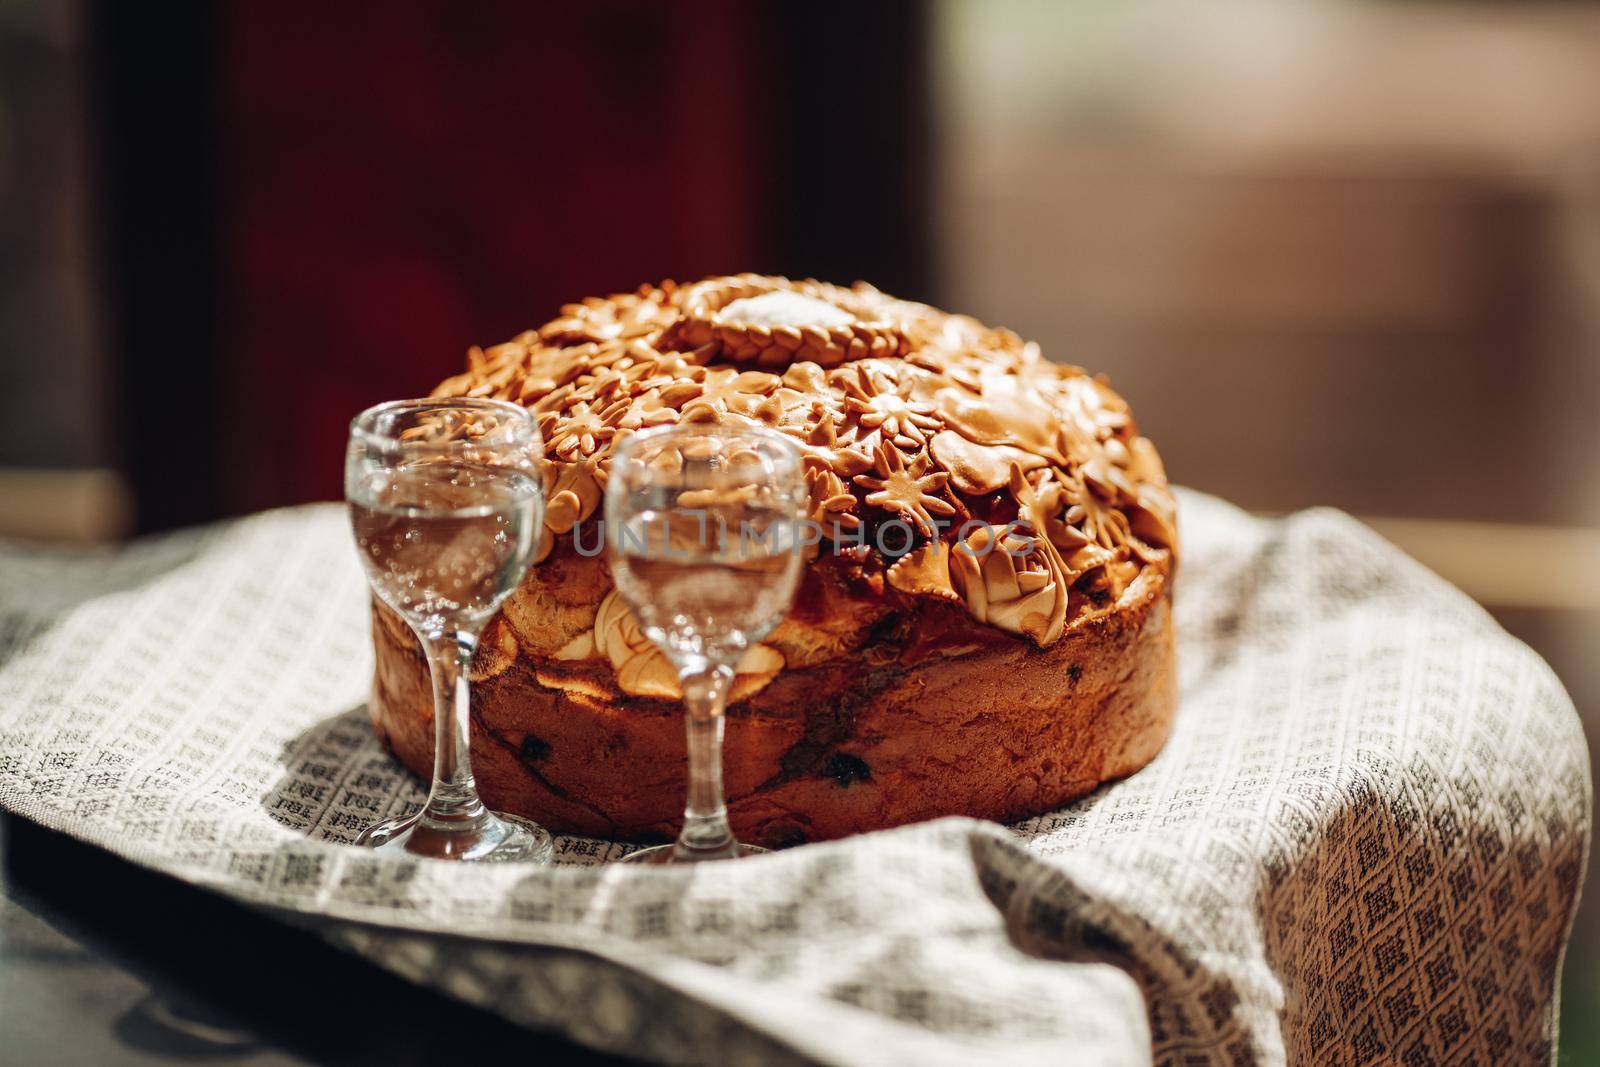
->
[369,563,1175,848]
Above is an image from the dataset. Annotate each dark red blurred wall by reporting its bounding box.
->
[219,1,765,511]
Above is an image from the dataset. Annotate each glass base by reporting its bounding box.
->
[621,841,768,865]
[357,811,553,864]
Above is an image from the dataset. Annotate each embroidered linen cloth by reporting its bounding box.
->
[0,490,1588,1066]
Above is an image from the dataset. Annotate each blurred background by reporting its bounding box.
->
[1,0,1596,1052]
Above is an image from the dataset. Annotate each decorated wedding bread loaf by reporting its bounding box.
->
[369,275,1178,846]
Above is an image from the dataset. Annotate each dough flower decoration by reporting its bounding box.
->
[512,345,615,413]
[535,453,606,563]
[556,590,784,701]
[804,462,862,544]
[732,377,823,437]
[1104,436,1178,562]
[676,368,784,424]
[1127,483,1178,564]
[947,464,1074,646]
[539,399,615,460]
[801,406,880,480]
[940,511,1068,646]
[853,440,955,539]
[1057,465,1133,553]
[432,338,534,402]
[632,350,713,395]
[597,388,679,434]
[835,364,943,450]
[538,285,677,347]
[827,426,883,479]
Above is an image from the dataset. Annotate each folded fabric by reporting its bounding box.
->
[0,489,1587,1066]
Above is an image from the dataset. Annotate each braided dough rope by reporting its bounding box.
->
[668,274,909,369]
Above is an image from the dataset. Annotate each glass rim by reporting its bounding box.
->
[608,420,803,471]
[349,397,540,451]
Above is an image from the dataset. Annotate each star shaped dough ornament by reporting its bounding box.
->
[853,440,955,538]
[539,399,616,460]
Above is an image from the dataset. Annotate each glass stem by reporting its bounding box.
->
[675,662,737,859]
[418,627,487,829]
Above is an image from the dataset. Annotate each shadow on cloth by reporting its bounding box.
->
[260,705,425,845]
[260,707,635,865]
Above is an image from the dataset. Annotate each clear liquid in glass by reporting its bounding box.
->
[610,506,803,663]
[349,462,538,633]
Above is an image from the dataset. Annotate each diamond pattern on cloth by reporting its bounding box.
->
[0,490,1588,1067]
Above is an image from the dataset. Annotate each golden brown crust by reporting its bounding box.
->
[371,275,1181,842]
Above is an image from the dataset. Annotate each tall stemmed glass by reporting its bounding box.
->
[346,398,553,863]
[605,424,808,864]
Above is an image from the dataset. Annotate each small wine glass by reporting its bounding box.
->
[604,423,808,864]
[346,398,553,863]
